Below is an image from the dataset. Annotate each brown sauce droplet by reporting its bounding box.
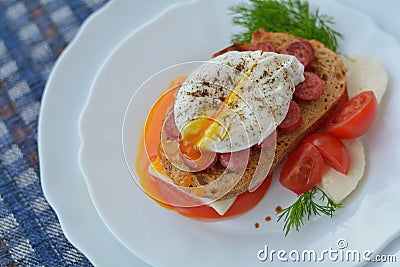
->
[265,216,271,222]
[275,205,282,213]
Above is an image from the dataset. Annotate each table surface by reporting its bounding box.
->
[0,1,108,266]
[0,0,399,266]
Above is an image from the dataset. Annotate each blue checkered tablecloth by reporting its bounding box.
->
[0,0,108,266]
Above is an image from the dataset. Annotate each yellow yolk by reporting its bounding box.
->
[179,117,215,160]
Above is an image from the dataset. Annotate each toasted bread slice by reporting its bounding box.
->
[212,42,253,58]
[159,30,347,200]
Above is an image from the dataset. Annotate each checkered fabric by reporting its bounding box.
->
[0,0,107,266]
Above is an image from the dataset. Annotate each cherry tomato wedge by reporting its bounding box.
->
[302,133,350,174]
[324,91,378,139]
[279,143,324,195]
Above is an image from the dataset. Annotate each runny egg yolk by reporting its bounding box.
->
[179,117,215,160]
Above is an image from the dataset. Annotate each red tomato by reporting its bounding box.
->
[324,91,378,139]
[173,175,272,219]
[279,143,324,195]
[151,173,273,219]
[302,133,350,174]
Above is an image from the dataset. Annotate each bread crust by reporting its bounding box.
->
[159,30,347,200]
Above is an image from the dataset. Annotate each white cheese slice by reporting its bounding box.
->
[207,198,237,216]
[343,55,388,104]
[318,139,365,204]
[148,161,236,215]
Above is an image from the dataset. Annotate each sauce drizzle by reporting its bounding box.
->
[275,205,283,213]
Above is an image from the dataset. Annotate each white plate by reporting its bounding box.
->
[78,0,400,266]
[38,0,185,266]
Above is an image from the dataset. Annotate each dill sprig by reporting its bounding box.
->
[230,0,343,52]
[277,187,342,236]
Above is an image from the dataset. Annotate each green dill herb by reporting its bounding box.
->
[277,187,342,236]
[230,0,343,52]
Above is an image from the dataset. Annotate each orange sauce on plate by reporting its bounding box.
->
[135,77,272,219]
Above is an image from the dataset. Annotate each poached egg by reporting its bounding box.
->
[174,51,304,153]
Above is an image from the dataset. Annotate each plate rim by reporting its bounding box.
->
[37,0,187,266]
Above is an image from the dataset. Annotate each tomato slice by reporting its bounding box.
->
[150,171,272,219]
[171,175,272,219]
[302,133,350,174]
[324,91,378,139]
[279,143,324,195]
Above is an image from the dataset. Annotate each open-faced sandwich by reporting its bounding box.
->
[144,29,345,215]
